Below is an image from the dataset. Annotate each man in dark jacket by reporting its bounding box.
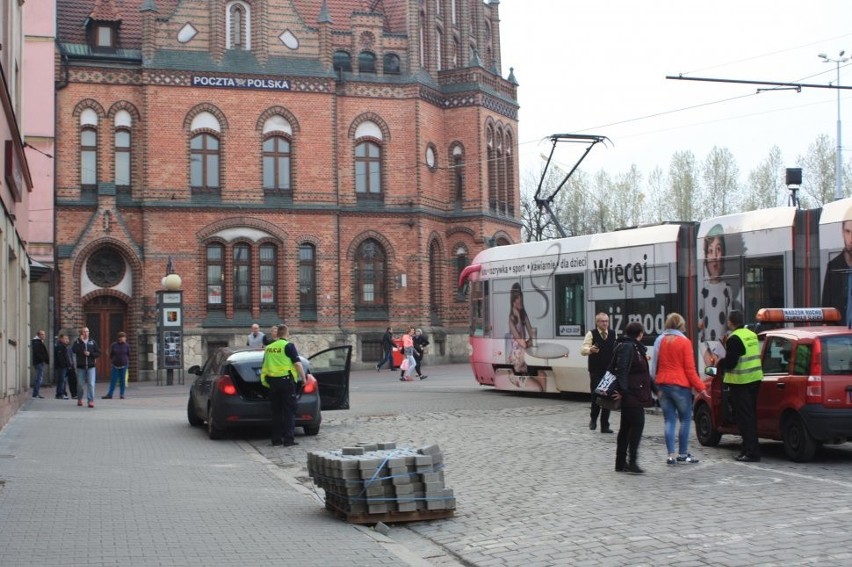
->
[580,312,615,433]
[103,331,131,399]
[31,330,50,398]
[376,327,395,371]
[413,329,430,379]
[54,334,74,399]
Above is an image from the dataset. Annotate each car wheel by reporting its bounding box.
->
[187,395,203,427]
[694,403,722,447]
[782,414,816,462]
[303,425,320,436]
[207,404,226,440]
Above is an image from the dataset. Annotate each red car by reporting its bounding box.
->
[693,309,852,462]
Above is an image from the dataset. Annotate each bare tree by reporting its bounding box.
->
[799,134,836,206]
[668,151,700,221]
[700,146,740,217]
[520,166,559,242]
[743,146,784,210]
[644,166,667,223]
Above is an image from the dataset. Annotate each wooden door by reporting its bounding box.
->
[84,296,127,382]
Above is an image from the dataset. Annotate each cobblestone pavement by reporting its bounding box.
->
[3,364,852,566]
[257,364,852,567]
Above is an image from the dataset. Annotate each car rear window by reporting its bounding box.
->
[231,360,263,383]
[821,335,852,375]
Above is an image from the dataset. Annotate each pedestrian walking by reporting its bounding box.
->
[54,334,73,399]
[413,328,429,379]
[260,324,309,447]
[103,331,131,399]
[399,327,419,381]
[247,323,265,347]
[376,327,395,371]
[31,330,50,398]
[72,327,100,408]
[651,313,706,465]
[612,322,655,474]
[580,312,615,433]
[709,310,763,462]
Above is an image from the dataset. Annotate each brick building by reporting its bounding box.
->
[55,0,520,380]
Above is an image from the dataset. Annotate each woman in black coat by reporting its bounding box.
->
[612,322,655,474]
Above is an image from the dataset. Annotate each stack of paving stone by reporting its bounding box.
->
[307,442,456,523]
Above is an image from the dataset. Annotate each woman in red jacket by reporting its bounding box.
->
[651,313,707,465]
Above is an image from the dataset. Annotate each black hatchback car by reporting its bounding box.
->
[187,345,351,440]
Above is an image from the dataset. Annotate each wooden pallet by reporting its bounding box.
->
[325,503,455,525]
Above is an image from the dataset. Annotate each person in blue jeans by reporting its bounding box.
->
[104,331,130,399]
[376,327,395,371]
[72,327,100,408]
[651,313,707,465]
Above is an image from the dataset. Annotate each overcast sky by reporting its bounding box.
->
[497,0,852,185]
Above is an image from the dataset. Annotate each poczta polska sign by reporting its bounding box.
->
[191,74,292,91]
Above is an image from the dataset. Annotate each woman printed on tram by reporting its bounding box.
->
[698,224,733,366]
[507,283,535,375]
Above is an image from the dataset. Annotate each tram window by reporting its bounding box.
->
[555,274,584,336]
[745,256,784,314]
[469,281,490,337]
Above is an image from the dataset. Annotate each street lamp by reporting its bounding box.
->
[819,50,849,201]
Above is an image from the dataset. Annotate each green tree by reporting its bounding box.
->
[668,151,699,221]
[700,146,740,217]
[799,134,836,206]
[743,146,784,211]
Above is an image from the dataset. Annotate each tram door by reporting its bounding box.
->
[84,296,127,382]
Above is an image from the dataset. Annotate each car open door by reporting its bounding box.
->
[309,345,351,410]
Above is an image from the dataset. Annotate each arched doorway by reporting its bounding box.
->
[84,296,127,382]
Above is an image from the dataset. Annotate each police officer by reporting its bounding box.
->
[711,310,763,462]
[260,324,309,447]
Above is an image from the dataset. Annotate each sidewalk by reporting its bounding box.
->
[0,382,435,567]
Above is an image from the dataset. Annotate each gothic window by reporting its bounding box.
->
[455,245,469,300]
[436,28,443,71]
[190,133,220,190]
[451,144,464,207]
[259,244,277,308]
[226,1,251,50]
[233,243,251,309]
[86,248,126,288]
[80,127,98,188]
[355,141,382,196]
[262,136,291,191]
[429,240,442,322]
[359,51,376,74]
[505,131,515,216]
[354,239,387,319]
[206,244,225,308]
[114,129,131,188]
[299,243,317,320]
[486,126,496,212]
[333,50,352,72]
[383,53,401,74]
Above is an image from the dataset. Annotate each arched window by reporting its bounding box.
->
[496,129,505,214]
[383,53,401,74]
[452,37,459,68]
[333,50,352,72]
[80,127,98,187]
[451,144,464,207]
[259,243,277,308]
[419,14,426,68]
[355,141,382,196]
[486,126,496,212]
[262,136,291,191]
[359,51,376,74]
[226,1,251,50]
[455,245,469,300]
[505,131,515,216]
[190,133,220,190]
[354,239,387,318]
[233,243,251,309]
[206,244,225,308]
[114,129,131,188]
[436,28,443,71]
[429,240,442,322]
[451,0,458,25]
[299,243,317,320]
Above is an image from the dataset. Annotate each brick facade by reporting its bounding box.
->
[55,0,519,379]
